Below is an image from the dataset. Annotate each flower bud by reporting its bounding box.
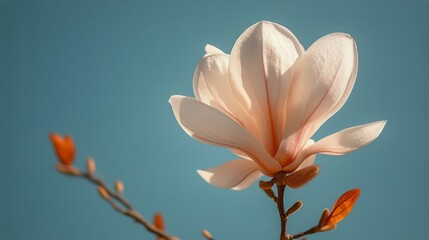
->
[318,208,330,227]
[115,180,124,195]
[324,188,361,226]
[283,165,320,188]
[286,201,303,216]
[259,180,274,190]
[262,188,276,201]
[97,186,110,201]
[86,158,96,176]
[49,133,76,165]
[319,223,337,232]
[153,212,165,240]
[202,229,213,239]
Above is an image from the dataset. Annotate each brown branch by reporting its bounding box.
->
[60,165,179,240]
[59,162,322,240]
[290,226,317,239]
[275,184,288,240]
[263,173,318,240]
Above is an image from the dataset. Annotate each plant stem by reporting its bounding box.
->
[276,184,287,240]
[290,226,317,239]
[77,171,178,240]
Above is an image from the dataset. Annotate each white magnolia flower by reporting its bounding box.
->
[170,21,386,190]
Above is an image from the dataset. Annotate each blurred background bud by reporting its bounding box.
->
[97,186,110,201]
[115,180,124,195]
[49,133,76,165]
[86,158,96,175]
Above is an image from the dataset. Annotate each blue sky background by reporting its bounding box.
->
[0,0,428,239]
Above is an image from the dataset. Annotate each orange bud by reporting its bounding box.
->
[325,188,361,226]
[283,165,320,188]
[202,229,213,239]
[319,223,337,232]
[318,208,330,227]
[153,212,165,240]
[262,188,276,200]
[115,180,124,195]
[259,180,274,190]
[49,133,76,165]
[286,201,303,216]
[153,212,165,230]
[86,158,96,175]
[97,186,110,201]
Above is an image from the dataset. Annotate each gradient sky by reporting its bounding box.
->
[0,0,428,239]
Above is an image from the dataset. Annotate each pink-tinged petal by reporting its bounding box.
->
[193,49,267,164]
[307,121,387,156]
[295,155,316,171]
[284,121,386,172]
[277,33,358,166]
[197,159,263,191]
[169,95,281,175]
[193,53,231,110]
[281,139,316,171]
[231,171,263,191]
[229,21,304,155]
[192,52,259,135]
[230,149,252,160]
[204,44,224,55]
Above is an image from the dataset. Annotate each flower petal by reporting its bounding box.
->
[291,139,316,171]
[169,95,281,175]
[192,51,259,137]
[284,121,386,172]
[229,21,304,154]
[197,159,263,190]
[307,121,387,156]
[204,44,224,55]
[193,53,231,112]
[277,33,358,166]
[282,139,317,172]
[230,149,252,160]
[295,155,316,171]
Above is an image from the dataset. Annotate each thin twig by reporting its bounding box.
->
[290,226,317,239]
[74,171,179,240]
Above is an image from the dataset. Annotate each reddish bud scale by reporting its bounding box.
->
[154,212,164,230]
[153,212,165,240]
[49,133,76,165]
[326,188,361,225]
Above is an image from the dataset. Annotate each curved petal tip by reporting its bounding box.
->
[196,159,263,191]
[311,120,387,156]
[204,44,224,55]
